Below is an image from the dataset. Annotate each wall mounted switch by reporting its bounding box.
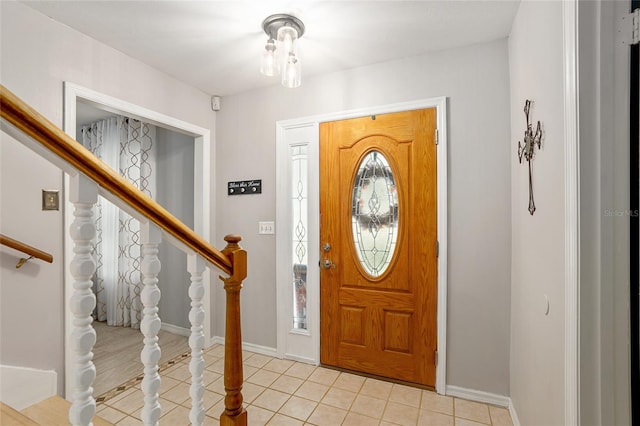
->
[42,190,59,210]
[259,221,275,235]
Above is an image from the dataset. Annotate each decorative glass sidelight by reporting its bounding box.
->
[291,145,308,329]
[352,151,399,277]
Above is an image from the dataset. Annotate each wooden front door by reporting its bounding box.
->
[319,109,438,387]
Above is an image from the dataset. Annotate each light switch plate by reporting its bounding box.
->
[42,190,59,210]
[259,221,275,235]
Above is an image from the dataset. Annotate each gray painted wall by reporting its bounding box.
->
[508,2,566,424]
[155,127,195,330]
[0,1,214,394]
[215,39,512,395]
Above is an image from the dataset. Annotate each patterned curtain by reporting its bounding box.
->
[81,116,156,329]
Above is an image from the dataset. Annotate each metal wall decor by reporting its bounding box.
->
[517,100,543,215]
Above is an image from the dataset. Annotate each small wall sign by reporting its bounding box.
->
[228,179,262,196]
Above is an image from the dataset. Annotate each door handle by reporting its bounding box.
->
[322,259,336,269]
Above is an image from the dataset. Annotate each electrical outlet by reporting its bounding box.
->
[258,221,275,235]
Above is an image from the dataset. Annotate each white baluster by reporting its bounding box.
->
[140,223,162,426]
[69,175,98,426]
[187,254,206,426]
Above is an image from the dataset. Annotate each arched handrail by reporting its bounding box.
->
[0,85,232,274]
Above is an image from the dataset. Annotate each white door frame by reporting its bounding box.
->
[62,82,213,398]
[275,97,448,394]
[562,0,579,423]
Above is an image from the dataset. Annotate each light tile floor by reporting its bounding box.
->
[97,345,513,426]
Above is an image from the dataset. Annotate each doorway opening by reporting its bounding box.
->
[62,82,212,398]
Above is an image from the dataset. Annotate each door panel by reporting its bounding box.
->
[320,109,438,386]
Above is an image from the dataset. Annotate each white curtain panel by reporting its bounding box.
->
[81,116,156,329]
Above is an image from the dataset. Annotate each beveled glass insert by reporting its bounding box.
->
[291,144,308,329]
[352,151,399,277]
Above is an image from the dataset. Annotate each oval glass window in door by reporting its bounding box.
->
[352,150,399,277]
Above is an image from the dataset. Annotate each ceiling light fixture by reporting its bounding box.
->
[261,14,305,88]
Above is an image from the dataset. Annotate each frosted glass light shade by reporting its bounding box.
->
[282,53,301,88]
[260,39,277,76]
[277,25,298,70]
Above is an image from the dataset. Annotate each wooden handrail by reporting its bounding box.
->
[0,233,54,267]
[0,85,232,274]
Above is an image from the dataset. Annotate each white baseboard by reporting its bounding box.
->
[509,398,521,426]
[210,336,278,358]
[0,365,57,410]
[446,385,510,407]
[446,385,520,426]
[283,353,316,365]
[160,322,190,337]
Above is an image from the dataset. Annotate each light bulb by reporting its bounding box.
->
[277,25,298,72]
[282,52,301,88]
[260,38,277,76]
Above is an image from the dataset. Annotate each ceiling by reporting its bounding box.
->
[21,0,520,97]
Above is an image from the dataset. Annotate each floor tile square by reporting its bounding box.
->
[161,381,191,405]
[454,398,491,424]
[208,358,225,374]
[202,369,221,386]
[382,401,419,426]
[270,374,304,394]
[158,405,191,426]
[207,375,226,395]
[205,399,226,420]
[284,362,316,380]
[263,358,296,374]
[320,387,356,410]
[157,398,177,416]
[243,382,267,403]
[206,345,225,358]
[267,413,305,425]
[278,395,318,421]
[360,378,393,400]
[115,415,139,425]
[245,353,275,368]
[307,403,347,426]
[246,404,276,426]
[252,388,291,412]
[158,376,181,394]
[307,367,340,386]
[247,369,281,387]
[342,411,381,426]
[109,388,145,415]
[243,364,260,380]
[389,383,422,408]
[96,406,127,423]
[201,389,224,411]
[350,394,387,419]
[293,381,329,402]
[455,418,489,426]
[418,409,454,426]
[164,363,191,381]
[203,353,221,367]
[333,372,366,393]
[489,405,514,426]
[421,390,454,415]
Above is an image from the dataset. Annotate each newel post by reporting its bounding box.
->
[219,235,248,426]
